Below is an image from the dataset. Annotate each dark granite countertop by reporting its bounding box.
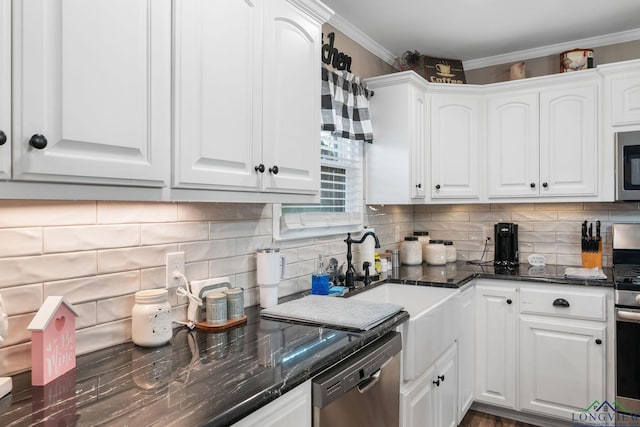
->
[0,305,409,427]
[0,261,612,426]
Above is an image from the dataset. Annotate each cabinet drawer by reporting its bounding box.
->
[519,287,607,321]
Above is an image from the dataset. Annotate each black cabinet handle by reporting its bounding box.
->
[530,182,536,188]
[506,298,512,305]
[416,183,422,189]
[595,339,602,345]
[542,182,548,188]
[552,298,570,308]
[0,130,6,146]
[269,165,279,175]
[437,375,445,382]
[435,184,441,190]
[29,134,47,149]
[254,164,265,173]
[433,379,440,387]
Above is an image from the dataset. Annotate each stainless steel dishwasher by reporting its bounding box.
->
[312,331,401,427]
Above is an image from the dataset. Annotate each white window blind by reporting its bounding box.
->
[275,131,363,239]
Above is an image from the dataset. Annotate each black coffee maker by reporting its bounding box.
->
[494,223,519,267]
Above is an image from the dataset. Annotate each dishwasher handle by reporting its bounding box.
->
[357,369,381,394]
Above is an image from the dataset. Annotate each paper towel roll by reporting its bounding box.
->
[355,228,376,275]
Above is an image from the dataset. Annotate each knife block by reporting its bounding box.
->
[581,241,602,269]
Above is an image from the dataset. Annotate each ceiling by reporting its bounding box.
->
[321,0,640,69]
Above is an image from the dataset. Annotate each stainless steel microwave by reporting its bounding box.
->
[616,130,640,201]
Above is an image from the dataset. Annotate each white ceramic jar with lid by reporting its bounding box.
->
[131,289,172,347]
[444,240,457,263]
[400,236,422,265]
[425,240,447,265]
[413,231,431,263]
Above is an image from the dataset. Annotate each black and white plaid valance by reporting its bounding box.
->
[321,65,374,143]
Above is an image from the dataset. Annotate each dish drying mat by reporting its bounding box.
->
[260,295,403,331]
[564,267,607,280]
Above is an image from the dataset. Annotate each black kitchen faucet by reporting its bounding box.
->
[344,231,380,290]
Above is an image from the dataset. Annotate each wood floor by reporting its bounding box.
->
[459,410,541,427]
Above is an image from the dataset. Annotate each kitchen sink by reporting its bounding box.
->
[350,283,459,381]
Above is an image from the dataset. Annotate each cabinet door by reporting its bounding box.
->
[475,285,517,409]
[610,74,640,126]
[539,83,598,196]
[232,380,311,427]
[401,364,436,427]
[487,92,539,198]
[430,94,481,199]
[12,0,170,186]
[457,288,475,423]
[365,75,427,204]
[262,0,321,194]
[519,317,605,419]
[433,343,458,427]
[0,0,9,179]
[173,0,262,191]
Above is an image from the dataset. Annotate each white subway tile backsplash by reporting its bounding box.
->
[44,271,140,304]
[44,224,140,253]
[1,284,43,315]
[0,342,31,375]
[0,252,97,288]
[209,220,267,239]
[97,244,176,274]
[181,239,236,263]
[76,319,132,355]
[74,302,98,329]
[141,222,209,245]
[209,255,254,277]
[511,211,558,222]
[0,228,42,257]
[97,295,135,323]
[5,313,33,346]
[97,201,177,224]
[0,200,96,228]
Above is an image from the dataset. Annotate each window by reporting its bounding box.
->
[273,131,363,240]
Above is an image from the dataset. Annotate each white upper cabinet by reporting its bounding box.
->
[365,72,428,204]
[487,92,539,198]
[173,0,262,191]
[174,0,329,197]
[539,81,598,197]
[12,0,171,187]
[262,0,327,194]
[430,91,482,199]
[0,0,10,179]
[600,59,640,126]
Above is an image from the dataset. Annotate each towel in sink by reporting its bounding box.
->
[260,295,403,331]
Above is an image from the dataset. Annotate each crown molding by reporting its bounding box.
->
[327,14,397,66]
[463,27,640,70]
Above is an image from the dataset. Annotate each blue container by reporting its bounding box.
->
[311,274,331,295]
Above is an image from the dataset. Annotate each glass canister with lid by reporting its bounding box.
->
[400,236,422,265]
[425,240,447,265]
[413,231,430,263]
[444,240,457,263]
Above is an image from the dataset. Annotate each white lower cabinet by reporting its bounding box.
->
[456,286,475,423]
[401,343,457,427]
[474,283,518,409]
[232,380,311,427]
[519,316,606,419]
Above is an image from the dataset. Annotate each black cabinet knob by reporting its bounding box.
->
[254,164,265,173]
[595,339,602,345]
[438,375,445,382]
[542,182,548,188]
[435,184,441,190]
[0,130,6,146]
[29,134,47,149]
[506,298,513,305]
[416,183,422,189]
[433,379,440,387]
[269,165,279,175]
[530,182,536,188]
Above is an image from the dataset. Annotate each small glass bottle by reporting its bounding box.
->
[444,240,457,263]
[425,240,447,266]
[400,236,422,265]
[131,289,172,347]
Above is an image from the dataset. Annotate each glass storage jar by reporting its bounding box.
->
[413,231,431,263]
[131,289,172,347]
[425,240,447,265]
[444,240,457,263]
[400,236,422,265]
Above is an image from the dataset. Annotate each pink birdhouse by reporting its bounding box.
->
[27,296,79,386]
